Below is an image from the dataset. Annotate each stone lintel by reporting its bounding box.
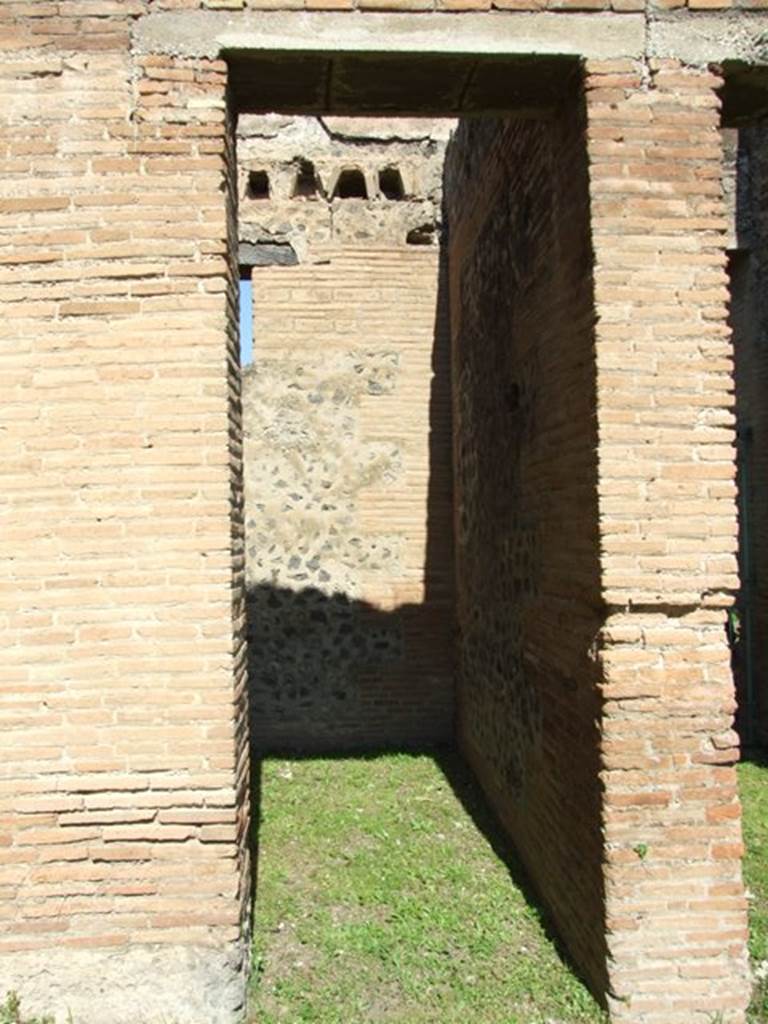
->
[133,10,645,62]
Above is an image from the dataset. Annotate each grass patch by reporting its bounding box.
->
[740,758,768,1022]
[249,751,606,1024]
[0,993,53,1024]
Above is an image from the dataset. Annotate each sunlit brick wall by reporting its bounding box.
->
[445,63,750,1023]
[0,16,249,1022]
[0,3,755,1022]
[588,59,749,1023]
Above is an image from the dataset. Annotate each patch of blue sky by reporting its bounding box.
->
[239,277,253,366]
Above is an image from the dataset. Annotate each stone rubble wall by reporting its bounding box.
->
[242,246,454,750]
[240,116,454,751]
[237,114,452,262]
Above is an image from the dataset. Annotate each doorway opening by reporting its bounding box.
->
[228,49,608,1018]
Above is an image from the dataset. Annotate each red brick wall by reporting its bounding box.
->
[7,0,754,21]
[0,2,755,1020]
[444,62,750,1022]
[588,60,750,1023]
[444,85,610,996]
[0,26,250,1022]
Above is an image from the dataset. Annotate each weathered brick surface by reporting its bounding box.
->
[444,62,750,1023]
[0,36,249,1024]
[444,85,611,997]
[588,60,750,1022]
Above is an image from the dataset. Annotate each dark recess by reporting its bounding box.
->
[379,166,405,200]
[333,168,368,199]
[248,169,270,199]
[293,158,320,198]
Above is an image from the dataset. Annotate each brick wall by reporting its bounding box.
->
[243,246,454,750]
[444,61,751,1023]
[587,60,750,1022]
[37,0,765,17]
[0,22,250,1024]
[0,2,756,1021]
[444,85,610,997]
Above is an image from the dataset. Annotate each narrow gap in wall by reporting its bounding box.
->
[406,223,435,246]
[724,113,767,755]
[238,264,253,367]
[229,50,610,1022]
[729,241,757,749]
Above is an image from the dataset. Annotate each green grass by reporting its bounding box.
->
[248,752,607,1024]
[740,759,768,1023]
[0,992,54,1024]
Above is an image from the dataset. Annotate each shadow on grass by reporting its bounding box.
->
[248,743,599,1009]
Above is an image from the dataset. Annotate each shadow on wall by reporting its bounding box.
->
[246,583,424,750]
[244,245,455,754]
[729,123,768,753]
[441,100,609,998]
